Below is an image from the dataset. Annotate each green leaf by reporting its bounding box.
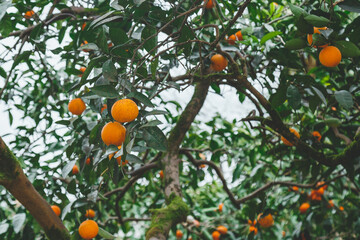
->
[126,154,142,163]
[285,38,307,50]
[296,14,314,34]
[334,90,353,109]
[102,60,117,82]
[260,31,282,45]
[127,92,154,107]
[109,27,128,45]
[89,124,101,144]
[0,66,7,79]
[55,120,71,126]
[142,26,157,54]
[304,15,330,27]
[286,85,301,110]
[98,227,116,239]
[89,11,115,29]
[311,86,327,106]
[324,118,341,127]
[338,0,360,13]
[97,27,109,54]
[78,43,99,51]
[12,51,32,69]
[333,40,360,57]
[62,160,77,178]
[12,213,26,234]
[143,110,168,117]
[140,120,162,128]
[289,4,308,18]
[91,85,119,98]
[0,1,11,22]
[142,126,167,151]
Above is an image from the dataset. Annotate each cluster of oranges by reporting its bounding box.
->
[281,128,322,146]
[247,213,275,236]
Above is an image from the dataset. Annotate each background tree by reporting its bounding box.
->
[0,0,360,239]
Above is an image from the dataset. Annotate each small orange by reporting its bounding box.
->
[292,186,299,191]
[204,0,214,9]
[108,42,113,48]
[248,219,257,226]
[319,46,342,67]
[111,99,139,123]
[199,164,206,168]
[51,205,61,217]
[81,22,86,31]
[159,170,164,179]
[327,200,334,208]
[299,202,310,214]
[78,67,86,77]
[307,27,328,48]
[216,225,228,234]
[281,128,300,146]
[85,157,91,165]
[339,206,344,211]
[176,229,183,239]
[68,98,86,115]
[235,30,243,41]
[257,213,274,228]
[101,122,126,146]
[212,231,221,240]
[101,104,107,113]
[210,54,228,71]
[80,40,91,52]
[78,220,99,240]
[85,209,96,218]
[312,131,321,141]
[249,226,258,235]
[24,10,35,19]
[188,238,193,240]
[331,106,337,111]
[72,165,79,175]
[193,220,200,227]
[282,231,286,237]
[316,181,328,190]
[218,203,224,212]
[227,35,236,45]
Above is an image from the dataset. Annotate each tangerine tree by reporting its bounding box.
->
[0,0,360,239]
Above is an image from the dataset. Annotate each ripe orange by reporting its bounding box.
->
[101,122,126,146]
[216,225,228,234]
[111,99,139,123]
[319,46,342,67]
[51,205,61,217]
[307,27,328,48]
[68,98,86,115]
[108,42,113,48]
[249,226,258,235]
[292,186,299,191]
[327,200,334,208]
[85,209,96,218]
[299,202,310,214]
[199,164,206,168]
[159,170,164,179]
[204,0,214,9]
[24,10,35,19]
[85,157,91,165]
[72,165,79,175]
[176,229,183,239]
[248,219,257,226]
[312,131,321,141]
[227,35,236,45]
[78,67,86,77]
[282,231,286,237]
[339,206,344,211]
[257,213,274,228]
[235,30,243,41]
[210,54,228,71]
[212,231,221,240]
[281,128,300,146]
[78,220,99,240]
[331,106,337,111]
[81,22,86,31]
[100,104,107,114]
[193,219,200,227]
[218,203,224,212]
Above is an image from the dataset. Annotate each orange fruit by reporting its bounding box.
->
[193,219,200,227]
[257,213,274,228]
[316,181,328,190]
[85,209,96,218]
[78,220,99,240]
[281,128,300,146]
[235,30,243,41]
[249,226,258,235]
[159,170,164,179]
[72,165,79,175]
[51,205,61,216]
[216,225,228,234]
[68,98,86,115]
[101,122,126,146]
[218,203,224,212]
[85,157,91,165]
[327,200,334,208]
[212,231,221,240]
[319,46,342,67]
[307,27,328,48]
[78,67,86,77]
[331,106,337,111]
[108,42,113,48]
[199,164,206,168]
[111,99,139,123]
[227,34,236,45]
[188,238,193,240]
[339,206,344,211]
[80,40,91,52]
[282,231,286,237]
[312,131,321,141]
[81,22,86,31]
[299,202,310,214]
[292,186,299,191]
[176,229,183,239]
[248,219,257,226]
[204,0,214,9]
[101,104,107,113]
[24,10,35,19]
[210,54,228,71]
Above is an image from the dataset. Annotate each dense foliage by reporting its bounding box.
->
[0,0,360,239]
